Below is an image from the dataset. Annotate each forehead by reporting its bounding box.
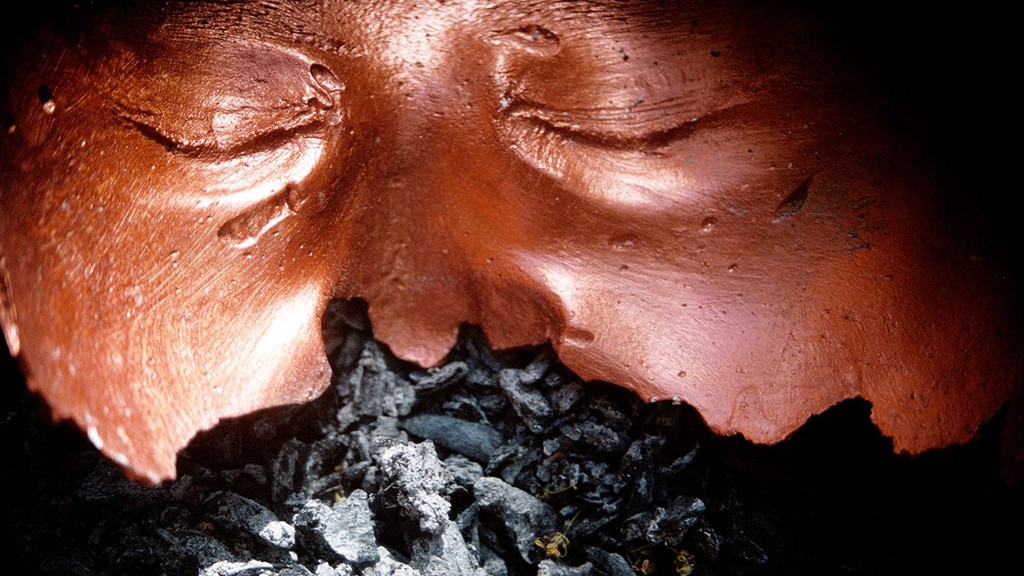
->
[123,0,812,52]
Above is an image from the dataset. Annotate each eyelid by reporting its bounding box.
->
[105,43,344,157]
[505,96,701,149]
[494,93,760,211]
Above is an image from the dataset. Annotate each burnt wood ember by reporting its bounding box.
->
[1,316,1021,575]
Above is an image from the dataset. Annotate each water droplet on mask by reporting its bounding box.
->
[671,396,683,405]
[563,327,595,347]
[490,25,561,56]
[608,233,638,250]
[677,370,687,377]
[728,263,738,272]
[38,85,56,114]
[700,216,717,231]
[218,186,298,248]
[126,284,144,307]
[285,184,310,212]
[0,256,20,356]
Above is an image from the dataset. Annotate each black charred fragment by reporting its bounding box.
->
[3,319,1020,575]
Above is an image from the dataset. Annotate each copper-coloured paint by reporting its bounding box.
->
[1,0,1019,483]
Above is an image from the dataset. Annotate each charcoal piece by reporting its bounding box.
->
[537,559,594,576]
[339,342,416,418]
[94,526,193,574]
[445,454,484,488]
[198,559,275,576]
[457,502,479,534]
[538,371,565,389]
[518,350,554,386]
[314,562,344,576]
[565,513,618,542]
[547,380,583,415]
[659,443,699,477]
[581,395,633,431]
[402,414,503,463]
[334,403,360,432]
[410,361,469,392]
[209,491,296,549]
[465,390,510,414]
[370,416,406,445]
[541,438,563,457]
[377,440,452,535]
[410,520,486,576]
[583,548,634,576]
[271,433,349,510]
[463,364,499,388]
[642,496,705,547]
[620,438,664,479]
[348,429,374,462]
[366,547,422,576]
[439,395,491,423]
[535,458,581,490]
[692,522,722,562]
[498,369,552,432]
[559,421,627,454]
[621,463,655,511]
[473,476,559,563]
[220,464,269,490]
[720,534,768,572]
[463,333,504,373]
[272,438,306,507]
[75,459,163,505]
[321,301,372,373]
[293,491,379,566]
[481,557,508,576]
[486,443,542,486]
[342,460,371,485]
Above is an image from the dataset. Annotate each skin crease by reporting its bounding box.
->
[0,0,1019,483]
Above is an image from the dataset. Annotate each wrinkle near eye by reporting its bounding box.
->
[104,41,344,156]
[486,11,762,213]
[505,97,702,149]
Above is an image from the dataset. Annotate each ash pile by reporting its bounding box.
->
[1,300,1019,575]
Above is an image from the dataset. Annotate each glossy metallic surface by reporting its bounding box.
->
[1,0,1018,482]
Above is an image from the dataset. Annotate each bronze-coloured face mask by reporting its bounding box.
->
[1,0,1019,483]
